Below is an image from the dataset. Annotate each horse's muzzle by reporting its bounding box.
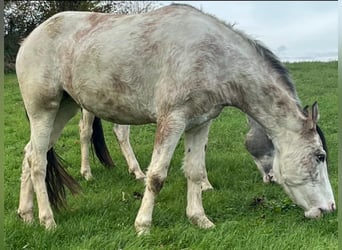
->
[304,202,336,218]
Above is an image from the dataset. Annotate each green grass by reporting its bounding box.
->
[4,62,338,249]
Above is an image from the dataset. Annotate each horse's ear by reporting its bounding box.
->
[306,102,319,130]
[312,101,319,124]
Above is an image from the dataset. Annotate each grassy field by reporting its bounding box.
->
[4,62,338,249]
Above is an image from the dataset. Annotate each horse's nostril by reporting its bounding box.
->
[321,203,336,213]
[331,203,336,211]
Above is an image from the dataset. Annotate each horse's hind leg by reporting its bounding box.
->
[19,95,78,229]
[113,124,146,180]
[19,107,60,229]
[79,110,95,180]
[49,97,79,147]
[18,142,34,223]
[183,121,214,229]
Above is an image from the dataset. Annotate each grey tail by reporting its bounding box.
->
[46,148,81,211]
[91,117,115,168]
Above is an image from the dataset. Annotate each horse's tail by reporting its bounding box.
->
[91,117,115,168]
[46,148,81,211]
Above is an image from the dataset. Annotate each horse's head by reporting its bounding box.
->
[272,102,335,218]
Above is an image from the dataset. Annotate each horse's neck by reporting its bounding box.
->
[226,75,304,143]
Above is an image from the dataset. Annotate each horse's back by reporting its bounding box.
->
[16,4,254,124]
[17,4,240,83]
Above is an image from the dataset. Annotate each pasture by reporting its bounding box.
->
[4,62,337,249]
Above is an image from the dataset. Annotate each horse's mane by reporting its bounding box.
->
[238,34,297,97]
[317,125,329,164]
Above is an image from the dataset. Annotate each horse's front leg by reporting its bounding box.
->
[113,124,146,180]
[79,110,95,180]
[184,121,215,228]
[17,142,35,223]
[134,112,186,235]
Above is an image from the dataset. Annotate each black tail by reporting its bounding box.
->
[91,117,115,168]
[46,148,82,211]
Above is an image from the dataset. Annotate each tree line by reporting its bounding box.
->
[4,1,159,72]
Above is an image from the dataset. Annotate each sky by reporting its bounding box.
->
[160,1,338,62]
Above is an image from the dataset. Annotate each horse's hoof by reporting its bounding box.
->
[40,216,57,230]
[135,219,151,236]
[81,171,93,181]
[189,214,215,229]
[135,224,151,236]
[136,226,150,236]
[17,209,34,224]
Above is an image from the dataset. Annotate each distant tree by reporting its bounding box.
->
[97,1,159,14]
[4,1,46,71]
[4,1,159,72]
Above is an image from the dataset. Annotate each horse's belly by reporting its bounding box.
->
[70,86,156,124]
[84,98,156,125]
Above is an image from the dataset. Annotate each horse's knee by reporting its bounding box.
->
[184,168,204,184]
[183,156,204,183]
[147,174,165,194]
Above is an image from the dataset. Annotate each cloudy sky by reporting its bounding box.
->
[160,1,338,62]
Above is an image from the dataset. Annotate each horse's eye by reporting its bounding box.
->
[316,154,325,163]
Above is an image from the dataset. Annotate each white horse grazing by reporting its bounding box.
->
[16,4,335,234]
